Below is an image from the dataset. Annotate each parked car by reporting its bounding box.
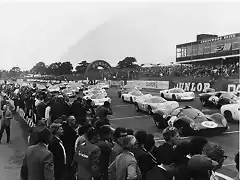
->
[152,106,228,136]
[121,90,152,103]
[199,91,240,108]
[135,96,179,115]
[48,85,60,93]
[220,103,240,122]
[62,88,76,98]
[160,88,195,101]
[83,93,111,107]
[117,86,142,98]
[83,87,106,96]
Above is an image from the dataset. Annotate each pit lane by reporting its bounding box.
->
[71,87,238,179]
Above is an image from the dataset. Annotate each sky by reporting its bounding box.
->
[0,0,239,71]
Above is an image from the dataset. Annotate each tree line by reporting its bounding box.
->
[0,57,139,78]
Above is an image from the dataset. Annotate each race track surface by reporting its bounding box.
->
[102,87,239,179]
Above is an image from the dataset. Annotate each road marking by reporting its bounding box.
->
[215,172,234,180]
[222,163,236,167]
[222,131,239,135]
[109,115,149,121]
[112,104,131,108]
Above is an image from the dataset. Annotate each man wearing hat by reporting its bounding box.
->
[49,123,66,180]
[21,127,54,180]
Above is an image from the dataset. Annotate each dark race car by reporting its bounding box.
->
[152,106,228,136]
[199,91,240,108]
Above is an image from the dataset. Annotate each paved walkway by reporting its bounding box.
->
[0,113,28,180]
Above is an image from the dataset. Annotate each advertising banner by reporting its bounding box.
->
[172,82,211,93]
[126,81,169,90]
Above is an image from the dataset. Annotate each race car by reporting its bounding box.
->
[117,86,142,98]
[152,106,228,136]
[48,85,60,93]
[220,103,240,122]
[121,90,152,103]
[160,88,195,101]
[62,88,76,98]
[135,96,179,115]
[83,87,106,96]
[67,83,80,94]
[83,93,111,107]
[199,91,240,108]
[97,83,110,89]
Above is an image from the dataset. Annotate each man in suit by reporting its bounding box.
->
[0,104,13,143]
[21,127,54,180]
[49,123,66,180]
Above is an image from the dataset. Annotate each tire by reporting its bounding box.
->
[174,120,192,136]
[153,114,168,129]
[130,97,133,103]
[172,95,177,101]
[224,110,234,122]
[135,103,140,112]
[122,96,124,102]
[161,93,164,98]
[148,106,152,115]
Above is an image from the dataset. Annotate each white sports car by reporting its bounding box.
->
[220,103,240,122]
[83,87,106,96]
[62,88,76,98]
[135,96,179,115]
[48,85,60,93]
[160,88,195,101]
[83,93,111,107]
[121,90,152,103]
[97,83,110,89]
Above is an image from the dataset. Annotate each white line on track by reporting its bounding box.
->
[109,115,149,121]
[222,163,236,167]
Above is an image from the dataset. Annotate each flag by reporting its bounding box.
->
[216,44,224,52]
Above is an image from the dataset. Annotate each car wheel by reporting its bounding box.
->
[153,114,168,129]
[148,106,152,115]
[224,110,234,122]
[161,93,164,98]
[172,95,177,101]
[201,100,206,106]
[174,121,191,136]
[118,93,121,98]
[122,96,124,102]
[130,97,133,103]
[135,103,140,112]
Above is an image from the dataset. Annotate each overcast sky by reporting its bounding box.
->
[0,0,239,70]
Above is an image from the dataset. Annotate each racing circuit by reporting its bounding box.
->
[95,87,238,179]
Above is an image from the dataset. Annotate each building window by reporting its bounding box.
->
[192,45,198,56]
[181,47,187,57]
[187,45,192,56]
[203,43,211,54]
[211,42,217,53]
[176,48,182,58]
[198,44,203,55]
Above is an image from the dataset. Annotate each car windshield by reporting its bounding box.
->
[130,91,143,96]
[170,88,185,93]
[91,94,105,99]
[145,97,166,103]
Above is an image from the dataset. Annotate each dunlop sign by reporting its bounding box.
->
[174,82,211,92]
[227,84,240,92]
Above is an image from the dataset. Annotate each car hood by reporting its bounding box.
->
[194,115,225,129]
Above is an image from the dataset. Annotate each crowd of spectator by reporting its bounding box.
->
[0,83,239,180]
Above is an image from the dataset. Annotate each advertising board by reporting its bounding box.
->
[126,80,169,90]
[173,82,211,93]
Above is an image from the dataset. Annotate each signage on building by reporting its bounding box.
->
[200,34,237,44]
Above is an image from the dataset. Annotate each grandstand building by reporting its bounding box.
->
[176,33,240,65]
